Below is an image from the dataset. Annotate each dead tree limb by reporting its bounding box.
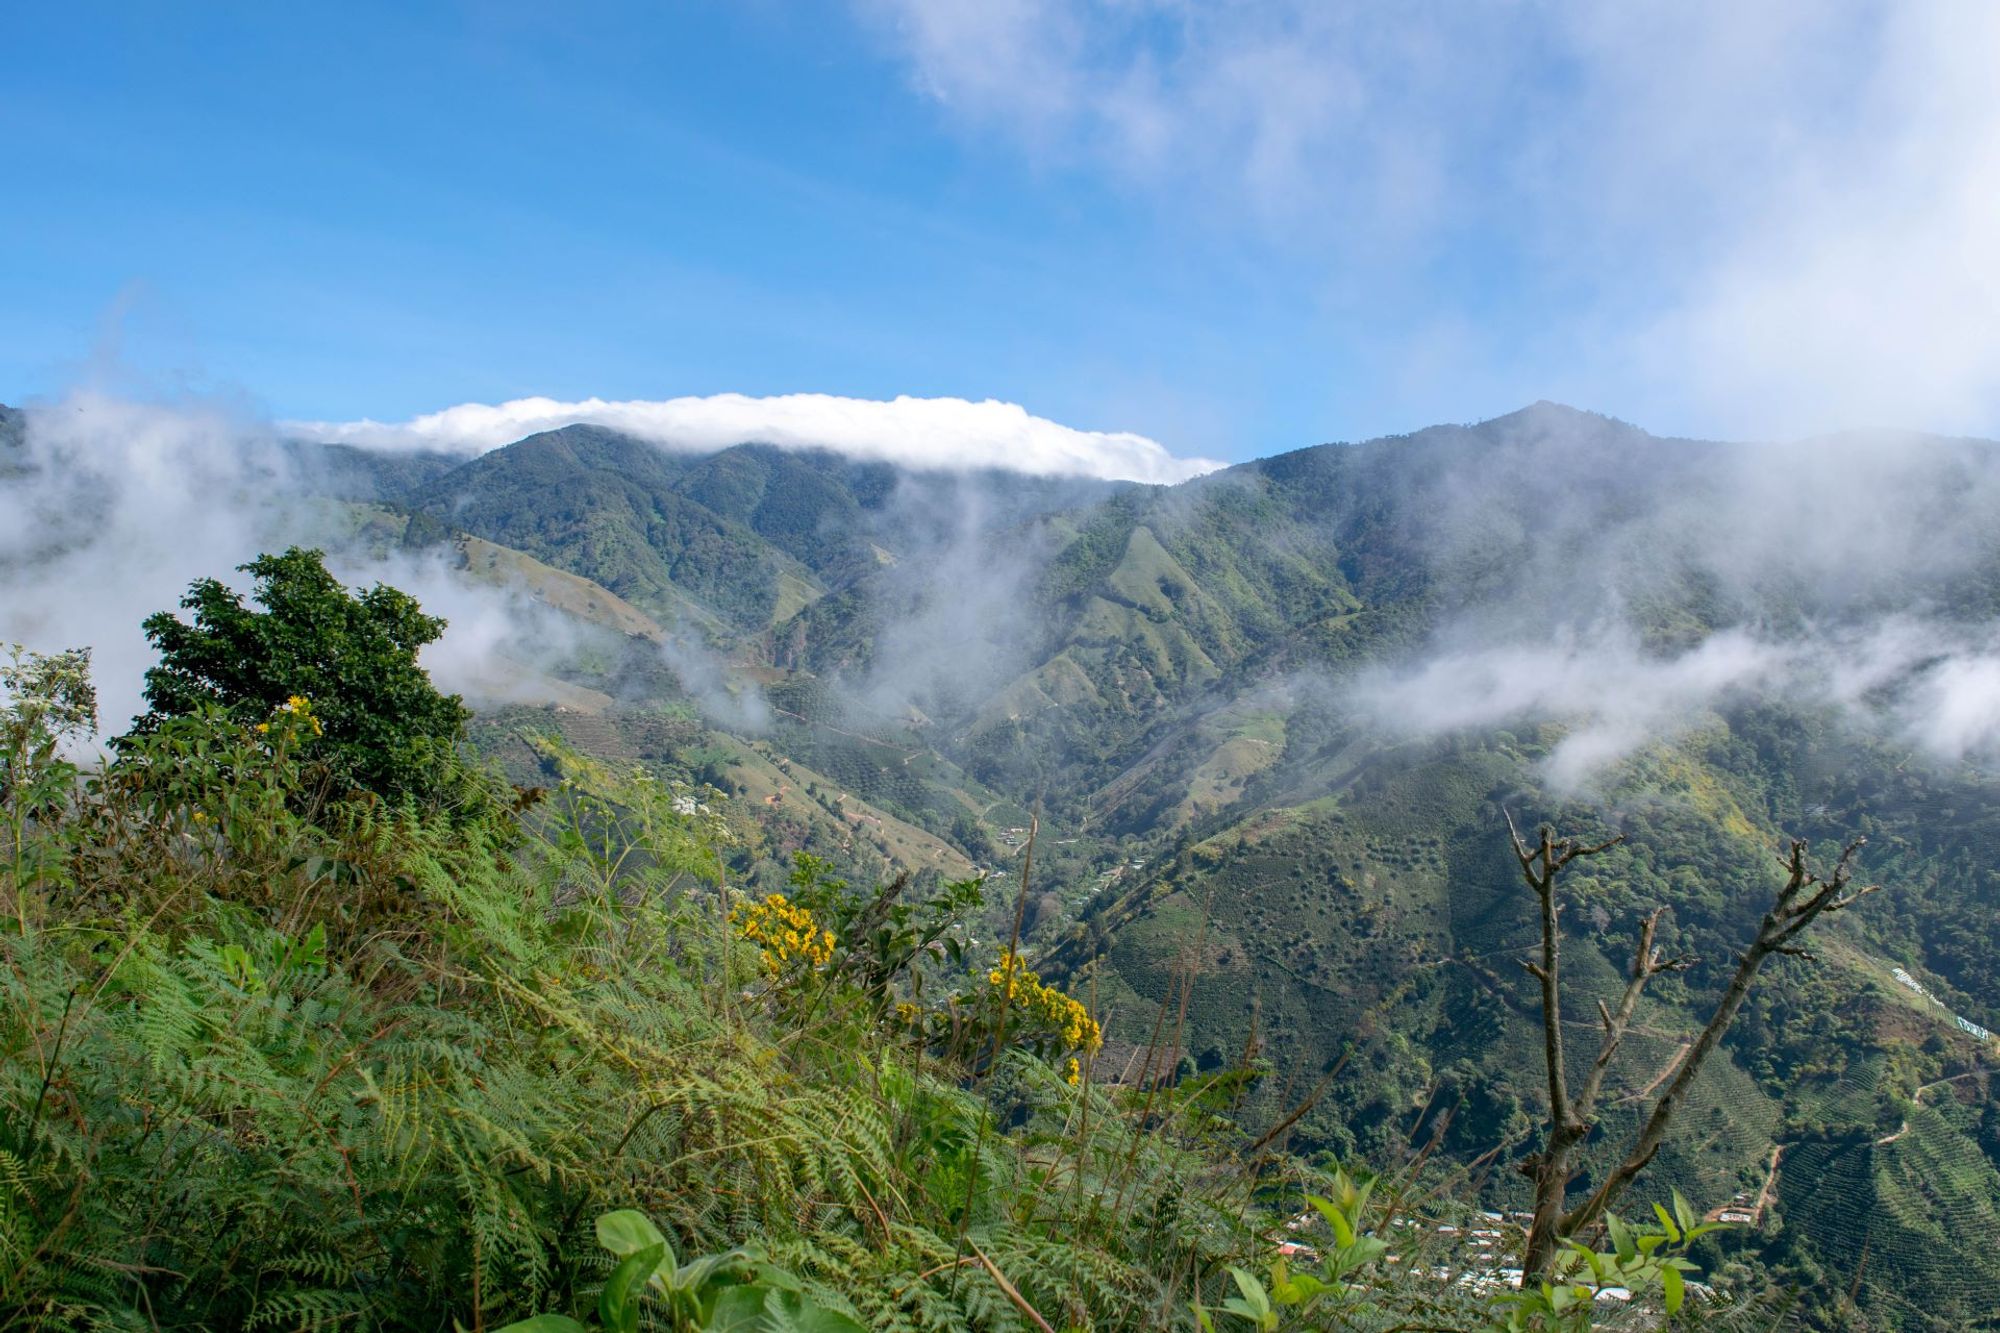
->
[1559,837,1876,1240]
[1506,819,1876,1282]
[1506,810,1630,1280]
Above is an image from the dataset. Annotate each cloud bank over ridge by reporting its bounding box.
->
[289,393,1223,485]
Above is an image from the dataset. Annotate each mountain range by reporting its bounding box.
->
[12,397,2000,1328]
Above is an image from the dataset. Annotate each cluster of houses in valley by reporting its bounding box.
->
[1891,966,1995,1044]
[1275,1208,1716,1309]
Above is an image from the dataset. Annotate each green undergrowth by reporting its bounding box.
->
[1,648,1727,1331]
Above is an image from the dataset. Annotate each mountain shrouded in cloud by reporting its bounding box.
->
[17,387,2000,1323]
[287,392,1223,484]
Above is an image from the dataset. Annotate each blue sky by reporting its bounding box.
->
[5,2,1997,469]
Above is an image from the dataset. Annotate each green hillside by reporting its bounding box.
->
[59,400,2000,1328]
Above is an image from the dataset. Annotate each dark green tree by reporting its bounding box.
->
[129,547,469,801]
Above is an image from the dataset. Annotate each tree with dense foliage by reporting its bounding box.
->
[129,546,468,802]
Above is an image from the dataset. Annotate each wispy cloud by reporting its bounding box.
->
[287,393,1222,484]
[857,0,2000,440]
[1352,617,2000,793]
[0,391,610,738]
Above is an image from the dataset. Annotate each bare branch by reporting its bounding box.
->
[1554,833,1626,868]
[1560,835,1875,1244]
[1574,909,1667,1124]
[1503,806,1533,867]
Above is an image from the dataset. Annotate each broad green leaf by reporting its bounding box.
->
[599,1243,665,1333]
[1286,1274,1330,1300]
[492,1318,588,1333]
[675,1248,756,1299]
[1653,1202,1681,1243]
[707,1286,869,1333]
[1662,1262,1686,1314]
[1672,1189,1696,1235]
[761,1291,869,1333]
[597,1209,672,1265]
[707,1286,773,1331]
[1227,1266,1273,1317]
[1607,1213,1635,1261]
[1304,1192,1356,1249]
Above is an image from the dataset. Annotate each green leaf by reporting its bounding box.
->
[1672,1189,1696,1236]
[709,1285,868,1333]
[707,1286,773,1332]
[1662,1262,1685,1315]
[599,1243,665,1333]
[1307,1194,1357,1249]
[1348,1237,1389,1268]
[1607,1213,1635,1262]
[492,1318,588,1333]
[597,1210,676,1273]
[1226,1266,1273,1318]
[1653,1202,1681,1244]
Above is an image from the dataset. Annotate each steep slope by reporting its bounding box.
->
[409,425,824,633]
[267,402,2000,1328]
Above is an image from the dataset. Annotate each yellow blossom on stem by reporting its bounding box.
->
[987,949,1102,1056]
[732,892,835,976]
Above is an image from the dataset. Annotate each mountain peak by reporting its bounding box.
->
[1476,400,1631,434]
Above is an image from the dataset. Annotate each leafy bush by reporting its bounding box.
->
[129,546,469,803]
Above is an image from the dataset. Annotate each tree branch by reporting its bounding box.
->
[1561,838,1874,1239]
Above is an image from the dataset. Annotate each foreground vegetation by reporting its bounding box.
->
[0,645,1738,1329]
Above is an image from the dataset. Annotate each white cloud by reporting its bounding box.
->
[0,392,623,740]
[856,0,2000,440]
[1351,615,2000,791]
[287,392,1222,484]
[1350,628,1794,791]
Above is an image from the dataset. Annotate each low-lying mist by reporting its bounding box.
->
[0,391,609,741]
[1342,407,2000,789]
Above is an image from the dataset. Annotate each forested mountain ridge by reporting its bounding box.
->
[14,395,2000,1326]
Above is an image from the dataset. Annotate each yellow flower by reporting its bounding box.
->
[986,949,1102,1054]
[1064,1057,1081,1086]
[732,892,835,976]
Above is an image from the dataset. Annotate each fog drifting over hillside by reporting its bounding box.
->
[1343,409,2000,789]
[0,391,604,740]
[289,392,1222,485]
[13,383,2000,795]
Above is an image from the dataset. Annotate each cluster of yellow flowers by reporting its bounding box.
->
[988,950,1102,1055]
[256,694,324,738]
[732,892,835,977]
